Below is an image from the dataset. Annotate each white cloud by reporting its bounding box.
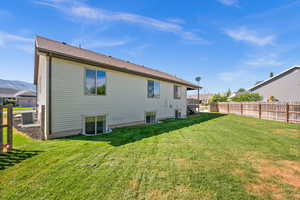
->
[225,27,275,46]
[244,53,283,67]
[217,0,239,6]
[36,0,205,43]
[0,31,34,53]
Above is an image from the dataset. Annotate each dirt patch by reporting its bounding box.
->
[247,182,284,200]
[148,189,165,200]
[129,179,140,191]
[248,159,300,199]
[13,118,42,140]
[273,129,300,137]
[174,158,191,169]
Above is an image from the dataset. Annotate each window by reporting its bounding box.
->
[85,69,106,95]
[175,110,181,119]
[85,115,106,135]
[147,80,160,98]
[174,85,181,99]
[145,112,156,124]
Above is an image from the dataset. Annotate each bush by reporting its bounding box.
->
[231,93,262,102]
[208,94,228,103]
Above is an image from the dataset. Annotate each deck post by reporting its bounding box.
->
[7,105,13,150]
[0,108,2,153]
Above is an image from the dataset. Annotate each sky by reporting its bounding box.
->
[1,0,300,94]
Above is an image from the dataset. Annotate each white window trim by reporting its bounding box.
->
[82,114,108,136]
[147,80,160,99]
[84,68,107,96]
[174,85,182,100]
[175,109,182,119]
[144,111,157,124]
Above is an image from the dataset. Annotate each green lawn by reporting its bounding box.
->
[13,107,33,111]
[0,113,299,200]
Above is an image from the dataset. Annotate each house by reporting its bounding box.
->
[34,36,200,139]
[248,66,300,102]
[15,90,37,107]
[0,88,36,107]
[0,88,19,105]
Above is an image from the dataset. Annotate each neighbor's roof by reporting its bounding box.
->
[248,66,300,91]
[14,90,36,97]
[0,88,19,98]
[34,36,200,89]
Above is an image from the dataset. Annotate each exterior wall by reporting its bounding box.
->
[36,54,49,139]
[251,69,300,102]
[50,58,187,137]
[17,97,36,107]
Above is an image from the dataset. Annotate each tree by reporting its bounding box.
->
[208,93,228,103]
[269,72,274,78]
[237,88,246,93]
[225,88,231,97]
[231,93,262,102]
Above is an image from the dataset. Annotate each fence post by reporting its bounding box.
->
[240,103,243,115]
[258,103,262,119]
[0,107,2,154]
[7,105,13,150]
[286,103,289,123]
[227,103,230,114]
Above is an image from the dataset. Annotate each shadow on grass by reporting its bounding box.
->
[0,149,43,170]
[62,112,226,146]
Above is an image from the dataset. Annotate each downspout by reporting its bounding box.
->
[48,54,52,135]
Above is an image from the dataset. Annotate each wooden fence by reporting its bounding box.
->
[0,105,13,153]
[210,102,300,124]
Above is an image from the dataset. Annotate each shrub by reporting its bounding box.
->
[208,94,228,103]
[231,93,262,102]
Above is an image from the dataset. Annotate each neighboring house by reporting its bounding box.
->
[248,66,300,102]
[0,88,36,107]
[15,90,37,107]
[187,93,214,104]
[0,88,19,105]
[34,36,199,139]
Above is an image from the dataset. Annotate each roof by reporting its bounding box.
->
[34,36,200,89]
[248,66,300,91]
[14,90,36,97]
[0,88,19,98]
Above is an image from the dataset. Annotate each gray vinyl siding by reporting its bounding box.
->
[251,68,300,102]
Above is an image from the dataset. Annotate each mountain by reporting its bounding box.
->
[0,79,36,91]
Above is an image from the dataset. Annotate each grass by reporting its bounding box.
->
[13,107,33,111]
[0,113,299,200]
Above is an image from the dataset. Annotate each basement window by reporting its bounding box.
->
[175,109,181,119]
[84,115,106,135]
[145,112,156,124]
